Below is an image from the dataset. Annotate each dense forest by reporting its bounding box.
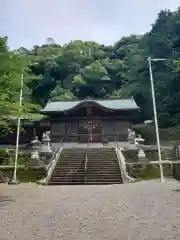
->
[1,8,180,130]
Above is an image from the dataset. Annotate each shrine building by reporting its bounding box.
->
[39,98,140,143]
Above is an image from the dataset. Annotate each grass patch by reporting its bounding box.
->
[126,163,173,180]
[0,166,46,182]
[123,149,174,163]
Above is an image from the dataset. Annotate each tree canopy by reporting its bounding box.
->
[1,7,180,128]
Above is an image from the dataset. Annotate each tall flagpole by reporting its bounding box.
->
[147,57,164,182]
[9,74,23,184]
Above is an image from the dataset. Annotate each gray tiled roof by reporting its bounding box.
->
[41,98,139,113]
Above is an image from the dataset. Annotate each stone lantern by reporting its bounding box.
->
[29,136,41,165]
[39,131,52,165]
[135,134,146,160]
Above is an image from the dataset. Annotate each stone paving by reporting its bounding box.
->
[1,180,180,239]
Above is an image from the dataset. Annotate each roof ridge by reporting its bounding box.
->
[50,97,135,103]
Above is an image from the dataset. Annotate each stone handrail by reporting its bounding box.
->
[115,147,126,182]
[45,147,63,184]
[116,146,136,183]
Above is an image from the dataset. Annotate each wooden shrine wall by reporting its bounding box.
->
[50,119,131,142]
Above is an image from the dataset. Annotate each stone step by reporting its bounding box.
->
[60,156,85,159]
[51,177,121,181]
[85,179,122,182]
[87,160,119,163]
[86,173,122,176]
[56,162,118,166]
[57,160,117,163]
[85,158,117,161]
[85,182,122,185]
[56,162,84,166]
[60,158,117,160]
[48,148,123,185]
[86,152,117,155]
[55,162,83,165]
[51,173,85,177]
[48,181,122,185]
[60,152,85,155]
[87,164,120,167]
[52,171,120,176]
[86,168,120,171]
[87,154,117,157]
[54,168,119,172]
[48,182,84,185]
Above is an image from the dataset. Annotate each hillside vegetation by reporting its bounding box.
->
[1,8,180,130]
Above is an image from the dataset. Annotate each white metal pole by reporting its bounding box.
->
[147,57,164,182]
[12,74,24,182]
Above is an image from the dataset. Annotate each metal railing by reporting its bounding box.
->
[84,134,91,184]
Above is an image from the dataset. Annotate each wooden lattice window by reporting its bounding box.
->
[51,123,65,135]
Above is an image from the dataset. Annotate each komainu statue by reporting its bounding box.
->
[127,128,136,144]
[42,131,50,141]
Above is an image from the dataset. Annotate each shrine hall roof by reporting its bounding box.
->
[41,98,139,113]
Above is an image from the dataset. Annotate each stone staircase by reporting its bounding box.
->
[86,148,123,185]
[48,147,123,185]
[48,148,86,185]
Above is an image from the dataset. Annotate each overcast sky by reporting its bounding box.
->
[1,0,180,49]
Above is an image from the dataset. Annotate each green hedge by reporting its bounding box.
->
[0,148,30,165]
[134,124,180,144]
[0,167,46,182]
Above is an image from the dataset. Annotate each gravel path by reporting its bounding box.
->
[1,180,180,240]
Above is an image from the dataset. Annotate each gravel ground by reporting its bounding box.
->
[1,180,180,240]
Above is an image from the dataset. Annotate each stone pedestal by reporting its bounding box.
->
[28,152,44,166]
[8,178,20,185]
[135,135,147,162]
[138,147,146,159]
[137,146,147,170]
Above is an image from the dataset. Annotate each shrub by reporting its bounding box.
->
[134,124,180,144]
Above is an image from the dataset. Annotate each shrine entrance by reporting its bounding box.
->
[78,120,102,143]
